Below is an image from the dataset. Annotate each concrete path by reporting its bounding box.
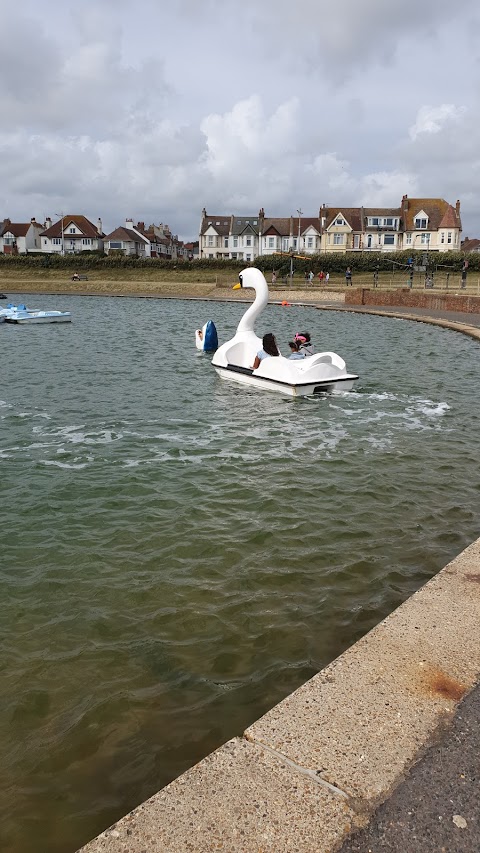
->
[319,300,480,327]
[339,682,480,853]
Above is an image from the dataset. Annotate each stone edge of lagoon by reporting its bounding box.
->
[77,531,480,853]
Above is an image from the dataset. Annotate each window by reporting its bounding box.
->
[333,234,344,245]
[69,227,76,233]
[82,238,91,245]
[447,232,452,244]
[420,233,430,245]
[385,218,393,227]
[109,241,122,249]
[335,218,345,226]
[371,217,379,226]
[43,239,48,245]
[207,235,214,246]
[441,232,445,243]
[53,238,61,245]
[246,237,251,247]
[307,237,313,248]
[415,218,427,229]
[208,253,213,258]
[406,233,412,245]
[354,234,360,249]
[232,236,238,247]
[367,235,372,248]
[246,254,251,261]
[293,238,297,249]
[384,234,395,246]
[224,237,228,248]
[268,237,274,248]
[282,238,289,251]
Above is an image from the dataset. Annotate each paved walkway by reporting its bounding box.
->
[327,298,480,853]
[317,300,480,328]
[339,681,480,853]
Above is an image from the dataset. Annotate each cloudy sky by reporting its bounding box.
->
[2,0,480,240]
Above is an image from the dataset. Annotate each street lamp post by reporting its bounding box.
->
[55,212,65,255]
[294,208,303,285]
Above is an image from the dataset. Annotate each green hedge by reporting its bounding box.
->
[0,251,478,273]
[254,251,479,274]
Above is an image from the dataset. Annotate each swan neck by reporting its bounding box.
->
[236,286,268,333]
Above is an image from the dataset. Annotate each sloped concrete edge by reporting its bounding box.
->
[78,538,480,852]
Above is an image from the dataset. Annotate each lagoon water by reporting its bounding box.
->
[1,292,479,852]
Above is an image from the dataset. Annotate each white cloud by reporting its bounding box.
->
[409,105,466,141]
[2,0,480,237]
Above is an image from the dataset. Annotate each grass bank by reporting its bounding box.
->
[1,267,479,297]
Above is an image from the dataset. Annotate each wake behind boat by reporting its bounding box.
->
[210,267,358,397]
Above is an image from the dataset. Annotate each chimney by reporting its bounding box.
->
[137,221,145,231]
[258,208,265,218]
[45,217,52,229]
[201,208,207,218]
[320,203,327,230]
[97,218,103,234]
[31,217,36,223]
[125,218,133,228]
[455,199,461,215]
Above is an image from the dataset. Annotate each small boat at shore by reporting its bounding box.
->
[4,305,72,324]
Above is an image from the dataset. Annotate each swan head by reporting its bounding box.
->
[232,267,268,292]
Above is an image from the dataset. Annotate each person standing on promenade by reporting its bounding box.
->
[345,267,352,286]
[271,270,277,285]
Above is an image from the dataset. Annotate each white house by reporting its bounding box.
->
[40,215,104,253]
[0,217,44,253]
[104,219,151,256]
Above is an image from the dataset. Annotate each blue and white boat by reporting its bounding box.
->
[4,304,72,324]
[195,319,218,352]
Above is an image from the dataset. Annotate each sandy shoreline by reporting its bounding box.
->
[0,279,345,304]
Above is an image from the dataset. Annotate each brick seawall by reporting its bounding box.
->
[345,287,480,314]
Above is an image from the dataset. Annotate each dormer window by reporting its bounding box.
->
[335,218,345,226]
[414,211,428,229]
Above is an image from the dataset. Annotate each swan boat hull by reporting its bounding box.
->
[209,266,358,397]
[213,360,358,397]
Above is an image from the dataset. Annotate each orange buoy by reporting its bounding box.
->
[281,300,291,307]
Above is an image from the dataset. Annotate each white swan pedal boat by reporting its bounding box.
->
[211,267,358,397]
[4,305,72,324]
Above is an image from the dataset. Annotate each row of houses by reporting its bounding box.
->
[0,215,196,260]
[3,197,478,262]
[199,196,466,260]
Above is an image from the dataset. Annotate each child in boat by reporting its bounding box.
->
[252,333,280,369]
[294,331,314,356]
[288,341,306,360]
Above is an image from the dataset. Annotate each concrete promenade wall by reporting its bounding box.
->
[78,538,480,853]
[345,287,480,314]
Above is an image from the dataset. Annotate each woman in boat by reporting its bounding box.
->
[294,331,314,356]
[252,332,280,369]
